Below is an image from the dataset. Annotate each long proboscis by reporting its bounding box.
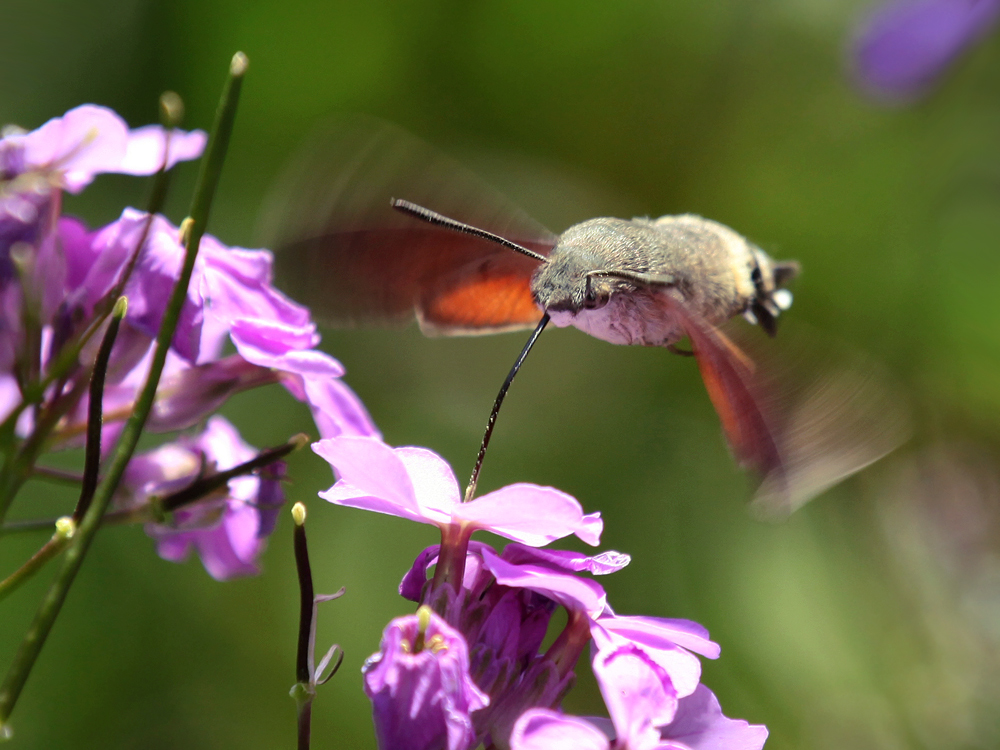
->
[391,198,549,263]
[464,312,551,502]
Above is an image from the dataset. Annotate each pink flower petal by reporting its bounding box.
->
[481,545,607,616]
[395,447,462,518]
[501,544,630,575]
[302,375,380,439]
[599,615,721,660]
[594,645,678,750]
[22,105,129,191]
[120,125,207,174]
[456,483,599,546]
[314,436,420,510]
[660,685,768,750]
[511,709,610,750]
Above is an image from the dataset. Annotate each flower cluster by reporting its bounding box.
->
[315,436,767,750]
[0,104,377,579]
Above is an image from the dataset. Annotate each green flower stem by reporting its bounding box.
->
[0,92,186,521]
[0,53,248,731]
[0,519,75,604]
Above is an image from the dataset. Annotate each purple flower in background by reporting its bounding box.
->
[4,207,378,449]
[852,0,1000,101]
[0,104,205,194]
[364,606,488,750]
[120,415,284,580]
[0,105,204,275]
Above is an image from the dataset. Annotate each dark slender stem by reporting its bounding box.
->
[297,701,312,750]
[291,502,314,750]
[463,313,549,502]
[30,466,84,486]
[0,55,247,730]
[1,434,302,536]
[73,299,125,522]
[0,301,125,601]
[293,506,313,685]
[160,433,306,513]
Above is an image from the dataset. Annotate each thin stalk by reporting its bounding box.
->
[463,313,549,502]
[0,53,248,730]
[291,502,314,750]
[159,433,306,513]
[0,519,75,604]
[1,432,303,536]
[30,466,84,486]
[73,300,125,522]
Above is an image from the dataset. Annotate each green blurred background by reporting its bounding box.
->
[3,0,1000,747]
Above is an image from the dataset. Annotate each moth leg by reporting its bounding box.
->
[587,269,675,287]
[667,344,695,357]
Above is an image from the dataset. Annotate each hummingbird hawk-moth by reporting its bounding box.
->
[263,117,907,516]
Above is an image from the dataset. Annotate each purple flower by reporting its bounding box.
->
[501,585,765,750]
[314,436,602,547]
[397,541,630,748]
[1,105,204,282]
[510,709,611,750]
[658,685,769,750]
[33,209,376,447]
[364,606,489,750]
[0,104,205,194]
[593,643,680,750]
[510,683,769,750]
[121,416,284,580]
[852,0,1000,100]
[590,613,721,700]
[510,668,767,750]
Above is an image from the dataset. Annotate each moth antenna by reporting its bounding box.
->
[463,313,550,502]
[392,198,549,263]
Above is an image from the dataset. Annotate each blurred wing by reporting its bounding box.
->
[258,115,556,335]
[747,328,911,519]
[670,302,786,488]
[663,295,910,517]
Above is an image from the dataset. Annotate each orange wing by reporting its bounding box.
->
[262,115,557,334]
[418,253,544,335]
